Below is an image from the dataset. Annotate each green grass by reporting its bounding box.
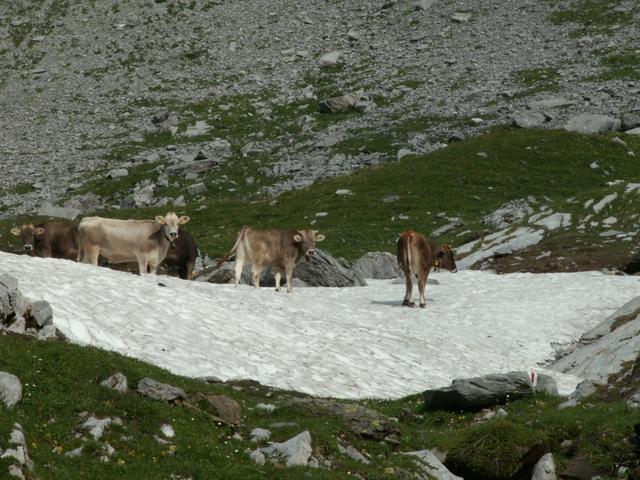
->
[513,67,560,97]
[550,0,635,36]
[598,50,640,80]
[3,127,640,265]
[1,333,638,479]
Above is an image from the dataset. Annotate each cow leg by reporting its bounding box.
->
[148,260,160,275]
[285,264,295,293]
[83,245,100,266]
[274,271,282,292]
[418,272,427,308]
[234,258,245,287]
[252,265,263,288]
[183,259,196,280]
[403,271,415,307]
[137,255,149,275]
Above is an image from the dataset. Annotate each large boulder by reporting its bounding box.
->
[137,378,186,402]
[404,450,463,480]
[294,249,367,287]
[259,431,313,467]
[0,274,24,322]
[351,252,402,279]
[482,198,535,229]
[552,296,640,385]
[565,113,621,134]
[423,372,558,411]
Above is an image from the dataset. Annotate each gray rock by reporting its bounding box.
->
[100,373,128,393]
[532,453,557,480]
[260,431,312,467]
[107,168,129,179]
[318,51,342,68]
[351,252,401,279]
[423,371,558,411]
[337,442,370,464]
[529,98,577,109]
[482,199,535,229]
[0,275,22,322]
[82,415,122,440]
[28,301,52,328]
[622,113,640,131]
[511,110,549,129]
[626,127,640,135]
[404,450,462,480]
[137,378,186,402]
[414,0,434,11]
[294,249,367,287]
[552,296,640,385]
[36,324,60,341]
[319,92,369,114]
[36,205,81,220]
[8,464,25,479]
[451,12,472,23]
[250,428,271,443]
[558,380,597,409]
[431,218,462,237]
[186,183,207,196]
[565,113,622,134]
[0,372,22,409]
[249,449,266,465]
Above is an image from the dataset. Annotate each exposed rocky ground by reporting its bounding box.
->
[1,0,638,217]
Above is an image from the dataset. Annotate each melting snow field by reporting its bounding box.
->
[2,250,640,399]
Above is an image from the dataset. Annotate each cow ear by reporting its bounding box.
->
[315,234,325,242]
[35,227,45,235]
[178,215,190,225]
[155,215,166,224]
[11,227,21,236]
[293,234,303,243]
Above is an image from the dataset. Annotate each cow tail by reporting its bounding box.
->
[214,227,246,269]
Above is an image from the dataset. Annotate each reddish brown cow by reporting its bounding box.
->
[396,230,457,308]
[218,227,325,292]
[11,222,79,260]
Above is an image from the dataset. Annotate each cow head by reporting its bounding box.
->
[434,244,457,273]
[11,224,45,253]
[293,229,325,259]
[155,212,190,241]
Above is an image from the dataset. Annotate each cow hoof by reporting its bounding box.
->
[419,303,426,309]
[403,301,415,308]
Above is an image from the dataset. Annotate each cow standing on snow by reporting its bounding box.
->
[77,212,190,275]
[396,230,457,308]
[11,222,79,260]
[217,227,325,292]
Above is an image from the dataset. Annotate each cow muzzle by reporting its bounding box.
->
[169,232,178,240]
[24,245,33,251]
[451,268,458,273]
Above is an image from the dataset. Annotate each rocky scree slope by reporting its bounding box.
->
[0,0,638,217]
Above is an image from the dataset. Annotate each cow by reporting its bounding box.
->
[217,227,325,292]
[396,230,457,308]
[77,212,190,275]
[10,222,79,260]
[162,228,198,280]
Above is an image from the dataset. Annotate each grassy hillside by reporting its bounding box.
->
[1,333,639,479]
[2,127,639,271]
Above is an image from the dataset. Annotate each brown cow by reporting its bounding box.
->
[77,212,190,275]
[396,230,457,308]
[162,228,198,280]
[218,227,325,292]
[11,222,79,260]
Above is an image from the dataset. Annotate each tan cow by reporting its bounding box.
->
[218,227,325,292]
[396,230,457,308]
[77,212,190,275]
[11,222,79,260]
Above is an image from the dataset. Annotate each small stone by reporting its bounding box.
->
[107,168,129,179]
[0,372,22,409]
[161,424,175,438]
[100,373,128,393]
[451,12,472,22]
[256,403,276,412]
[249,450,266,465]
[206,395,242,425]
[250,428,271,443]
[186,183,206,196]
[137,378,186,402]
[318,51,342,68]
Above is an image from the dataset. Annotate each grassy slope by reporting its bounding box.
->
[4,127,639,267]
[0,334,638,479]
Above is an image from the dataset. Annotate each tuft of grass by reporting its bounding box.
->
[513,67,560,97]
[598,50,640,80]
[550,0,634,36]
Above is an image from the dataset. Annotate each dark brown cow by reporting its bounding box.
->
[218,227,325,292]
[162,228,198,280]
[11,222,79,260]
[396,230,457,308]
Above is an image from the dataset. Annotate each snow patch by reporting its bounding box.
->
[2,252,640,399]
